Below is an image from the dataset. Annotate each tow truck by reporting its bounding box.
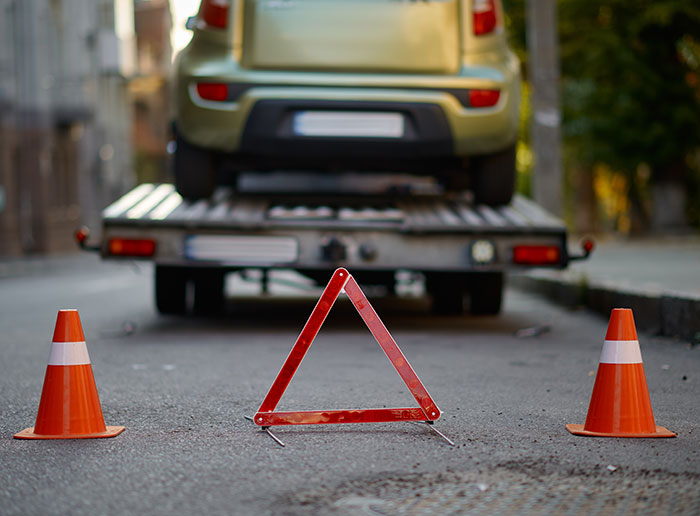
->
[77,173,592,316]
[76,0,592,316]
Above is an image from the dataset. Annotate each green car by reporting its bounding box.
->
[174,0,521,205]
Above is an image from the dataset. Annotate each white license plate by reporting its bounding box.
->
[184,235,298,264]
[293,111,405,138]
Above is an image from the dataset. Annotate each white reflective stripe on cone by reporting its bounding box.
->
[48,341,91,366]
[599,340,643,364]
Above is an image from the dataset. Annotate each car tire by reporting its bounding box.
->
[174,133,216,201]
[155,265,188,315]
[471,144,517,206]
[467,272,503,315]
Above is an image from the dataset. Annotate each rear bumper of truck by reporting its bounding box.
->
[98,183,570,274]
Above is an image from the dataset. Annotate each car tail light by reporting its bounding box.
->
[469,89,500,108]
[512,245,561,265]
[199,0,229,29]
[108,238,156,257]
[196,82,228,101]
[473,0,498,35]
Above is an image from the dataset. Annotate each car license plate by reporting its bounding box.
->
[293,111,404,138]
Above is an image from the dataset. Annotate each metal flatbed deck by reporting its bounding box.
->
[100,183,569,272]
[102,183,565,235]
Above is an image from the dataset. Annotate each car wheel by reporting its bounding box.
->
[467,272,503,315]
[155,265,188,315]
[174,133,216,201]
[471,144,516,206]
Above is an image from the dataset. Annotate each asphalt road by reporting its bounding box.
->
[1,255,699,515]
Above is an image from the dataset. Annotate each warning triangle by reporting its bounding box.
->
[254,268,441,426]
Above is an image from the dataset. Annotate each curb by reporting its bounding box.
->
[510,271,700,343]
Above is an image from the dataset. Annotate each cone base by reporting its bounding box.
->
[13,425,125,440]
[565,423,675,438]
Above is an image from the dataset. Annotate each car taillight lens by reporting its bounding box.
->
[108,238,156,257]
[469,89,500,108]
[473,0,498,35]
[200,0,229,29]
[197,82,228,101]
[512,245,561,265]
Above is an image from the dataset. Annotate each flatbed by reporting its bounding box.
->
[90,180,587,315]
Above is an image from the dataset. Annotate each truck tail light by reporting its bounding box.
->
[196,82,229,101]
[469,89,500,108]
[512,245,561,265]
[199,0,229,29]
[473,0,498,35]
[108,238,156,257]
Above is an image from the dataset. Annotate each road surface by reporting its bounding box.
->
[1,255,699,515]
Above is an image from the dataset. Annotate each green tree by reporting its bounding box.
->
[504,0,700,231]
[559,0,700,231]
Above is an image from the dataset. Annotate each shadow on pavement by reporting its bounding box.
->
[134,294,536,338]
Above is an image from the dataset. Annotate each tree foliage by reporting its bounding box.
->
[559,1,700,177]
[503,0,700,229]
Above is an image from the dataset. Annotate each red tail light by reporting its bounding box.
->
[469,89,500,108]
[473,0,498,35]
[512,245,561,265]
[200,0,229,29]
[108,238,156,257]
[197,82,228,101]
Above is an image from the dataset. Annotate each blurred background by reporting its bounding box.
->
[0,0,698,257]
[0,0,196,255]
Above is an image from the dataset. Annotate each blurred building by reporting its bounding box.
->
[131,0,173,185]
[0,0,172,257]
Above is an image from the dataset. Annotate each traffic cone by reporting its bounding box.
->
[566,308,675,438]
[14,309,125,439]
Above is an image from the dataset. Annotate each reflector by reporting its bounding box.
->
[197,83,228,102]
[469,89,500,108]
[108,238,156,257]
[254,268,441,427]
[512,245,560,265]
[200,0,228,29]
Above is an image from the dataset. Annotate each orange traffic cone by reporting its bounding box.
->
[14,309,125,439]
[566,308,675,438]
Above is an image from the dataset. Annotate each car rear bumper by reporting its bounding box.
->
[175,51,520,157]
[238,99,453,159]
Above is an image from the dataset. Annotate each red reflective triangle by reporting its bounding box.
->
[254,268,441,426]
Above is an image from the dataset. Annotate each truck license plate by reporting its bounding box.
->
[184,235,298,263]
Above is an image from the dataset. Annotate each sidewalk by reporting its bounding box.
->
[510,235,700,343]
